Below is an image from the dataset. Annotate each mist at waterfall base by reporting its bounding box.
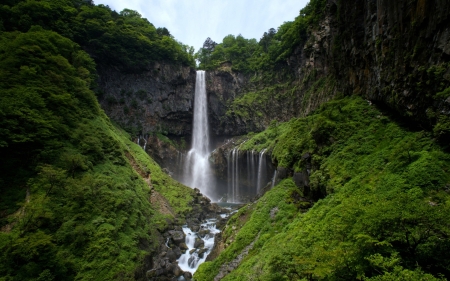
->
[175,70,275,203]
[136,70,275,203]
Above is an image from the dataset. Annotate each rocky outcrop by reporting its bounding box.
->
[140,134,186,180]
[97,62,196,136]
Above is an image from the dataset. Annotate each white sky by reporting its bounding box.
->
[93,0,310,52]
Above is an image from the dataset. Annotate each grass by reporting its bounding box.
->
[195,95,450,281]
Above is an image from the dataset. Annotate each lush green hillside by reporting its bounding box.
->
[0,0,195,72]
[195,0,327,72]
[195,96,450,280]
[0,21,196,281]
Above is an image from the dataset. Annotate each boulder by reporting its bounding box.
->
[168,230,185,245]
[173,247,182,258]
[194,238,204,249]
[166,249,177,262]
[198,228,210,238]
[173,265,183,277]
[198,248,208,258]
[179,243,189,251]
[183,271,192,280]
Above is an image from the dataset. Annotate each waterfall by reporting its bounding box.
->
[271,170,277,188]
[143,134,147,151]
[227,148,239,203]
[184,71,214,199]
[136,134,147,151]
[256,149,267,193]
[227,148,273,202]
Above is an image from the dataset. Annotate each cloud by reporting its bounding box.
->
[94,0,309,51]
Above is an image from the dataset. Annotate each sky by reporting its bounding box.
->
[93,0,310,52]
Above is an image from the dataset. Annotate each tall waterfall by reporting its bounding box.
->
[184,71,214,199]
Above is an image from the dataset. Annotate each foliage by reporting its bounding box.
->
[0,24,196,280]
[196,96,450,280]
[196,0,327,72]
[0,0,195,72]
[194,179,298,280]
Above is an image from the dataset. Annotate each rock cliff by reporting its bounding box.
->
[97,62,196,136]
[204,0,450,140]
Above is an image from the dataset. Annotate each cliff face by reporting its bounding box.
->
[204,66,250,136]
[97,62,196,136]
[204,0,450,139]
[330,0,450,135]
[96,0,450,172]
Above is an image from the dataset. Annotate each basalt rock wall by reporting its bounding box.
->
[97,62,196,136]
[330,0,450,135]
[205,0,450,139]
[97,0,450,170]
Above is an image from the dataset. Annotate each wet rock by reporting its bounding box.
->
[293,171,310,196]
[277,167,290,180]
[173,265,183,277]
[198,228,211,238]
[173,247,182,258]
[198,248,208,258]
[183,271,193,280]
[194,238,204,249]
[179,243,188,251]
[169,230,185,245]
[167,250,177,262]
[191,224,200,232]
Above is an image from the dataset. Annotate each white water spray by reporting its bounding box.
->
[184,71,214,199]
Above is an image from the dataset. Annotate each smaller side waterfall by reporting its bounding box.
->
[256,149,267,193]
[227,148,239,203]
[227,148,272,202]
[271,170,278,188]
[136,134,148,151]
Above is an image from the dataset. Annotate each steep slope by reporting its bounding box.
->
[193,0,450,279]
[195,96,450,280]
[0,26,204,281]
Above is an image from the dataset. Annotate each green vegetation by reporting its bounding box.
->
[0,15,196,280]
[0,0,195,72]
[196,0,327,72]
[195,96,450,280]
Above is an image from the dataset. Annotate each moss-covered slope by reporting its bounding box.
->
[195,96,450,280]
[0,27,196,281]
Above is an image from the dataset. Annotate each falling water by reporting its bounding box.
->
[227,148,238,203]
[184,71,214,199]
[177,218,221,274]
[136,134,147,151]
[271,170,278,188]
[227,148,273,202]
[256,149,267,193]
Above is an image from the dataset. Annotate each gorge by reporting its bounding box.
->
[1,0,450,280]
